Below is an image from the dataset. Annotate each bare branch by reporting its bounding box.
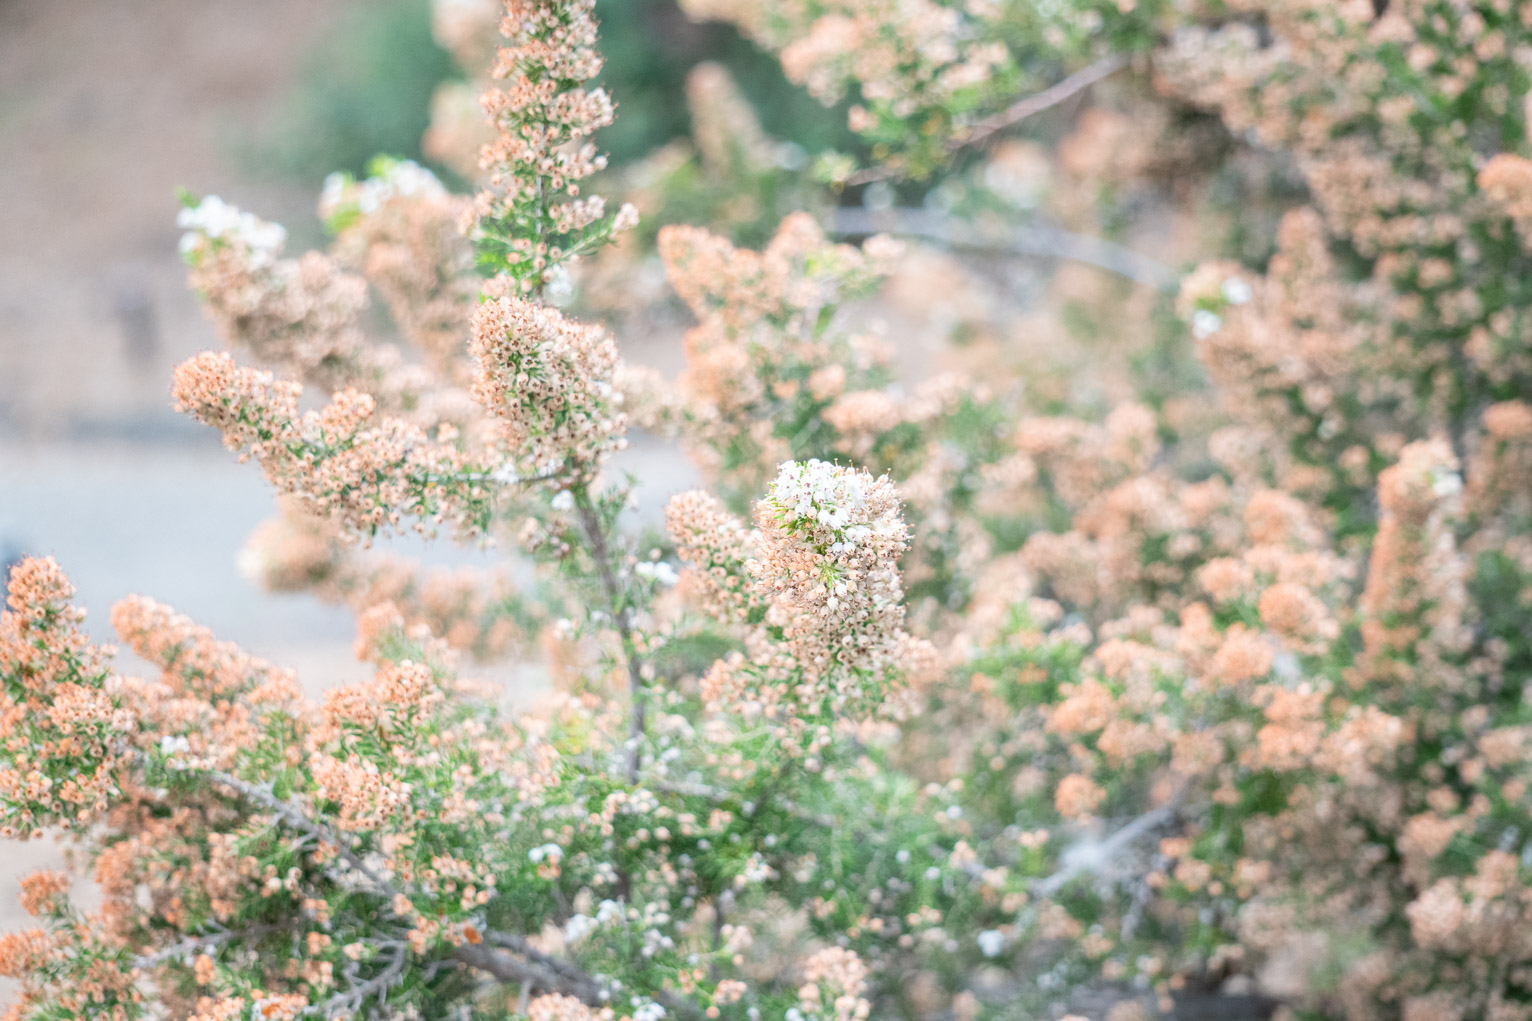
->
[846,54,1130,186]
[957,55,1130,154]
[307,943,409,1019]
[1033,802,1179,898]
[828,206,1177,291]
[572,486,648,782]
[134,923,291,969]
[206,770,403,901]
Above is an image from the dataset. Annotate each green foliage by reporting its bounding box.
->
[247,0,455,184]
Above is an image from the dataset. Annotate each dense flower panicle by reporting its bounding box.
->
[665,490,760,625]
[110,595,285,705]
[240,504,530,661]
[309,753,413,833]
[0,919,139,1020]
[755,460,909,650]
[1357,439,1472,688]
[180,195,436,414]
[322,160,480,381]
[672,461,937,724]
[108,595,304,771]
[677,0,1028,176]
[0,561,133,840]
[0,558,130,837]
[321,657,447,742]
[475,0,638,289]
[470,292,628,476]
[1053,773,1107,820]
[1178,241,1379,492]
[659,214,903,496]
[661,213,895,339]
[177,195,287,264]
[182,196,360,371]
[1008,403,1160,510]
[797,946,872,1021]
[1467,400,1532,522]
[173,352,501,540]
[16,871,69,919]
[1479,153,1532,241]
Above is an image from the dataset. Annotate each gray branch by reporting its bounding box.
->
[846,54,1130,186]
[1033,802,1179,898]
[829,206,1178,291]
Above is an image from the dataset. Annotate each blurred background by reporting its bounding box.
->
[0,0,840,983]
[0,0,841,659]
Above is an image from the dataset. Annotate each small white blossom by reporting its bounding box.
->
[177,195,287,267]
[1192,309,1223,339]
[635,561,679,586]
[564,914,598,943]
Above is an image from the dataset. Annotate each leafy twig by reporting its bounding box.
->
[572,485,648,782]
[846,54,1130,186]
[1033,801,1179,898]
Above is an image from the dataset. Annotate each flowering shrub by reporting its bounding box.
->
[5,2,1532,1021]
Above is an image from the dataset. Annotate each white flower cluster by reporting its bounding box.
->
[634,560,680,587]
[177,195,287,266]
[320,159,448,223]
[632,1002,666,1021]
[562,898,624,944]
[1192,309,1223,340]
[769,458,873,549]
[737,460,928,713]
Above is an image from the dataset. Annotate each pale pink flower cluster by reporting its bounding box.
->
[674,461,936,724]
[322,160,480,379]
[659,214,900,495]
[180,195,435,413]
[173,352,498,540]
[0,558,128,836]
[679,0,1017,140]
[664,490,760,626]
[469,293,628,477]
[796,946,872,1021]
[1356,438,1471,690]
[753,459,911,675]
[475,0,638,289]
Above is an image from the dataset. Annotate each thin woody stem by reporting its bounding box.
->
[1032,800,1179,898]
[846,53,1129,186]
[207,770,401,898]
[571,484,648,782]
[205,769,641,1014]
